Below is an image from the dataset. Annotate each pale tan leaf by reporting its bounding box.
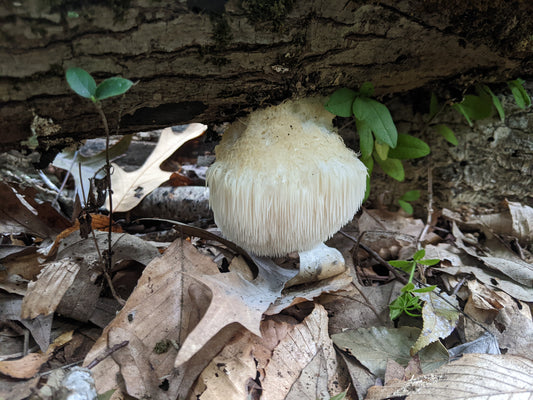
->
[192,330,258,400]
[507,200,533,244]
[174,255,297,367]
[266,268,353,315]
[426,242,533,302]
[109,124,206,212]
[364,353,533,400]
[261,304,342,400]
[452,223,533,287]
[84,239,225,400]
[21,259,81,319]
[411,291,459,355]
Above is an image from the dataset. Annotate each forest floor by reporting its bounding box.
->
[0,127,532,400]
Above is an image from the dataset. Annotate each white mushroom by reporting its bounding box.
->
[207,98,367,282]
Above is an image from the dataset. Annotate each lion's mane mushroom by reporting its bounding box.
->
[207,99,367,280]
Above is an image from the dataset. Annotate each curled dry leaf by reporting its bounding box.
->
[0,331,73,379]
[0,182,71,238]
[21,232,160,322]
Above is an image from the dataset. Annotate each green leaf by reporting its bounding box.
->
[418,259,440,266]
[452,103,473,126]
[387,133,430,160]
[508,79,531,109]
[329,390,348,400]
[434,124,458,146]
[357,119,373,159]
[95,77,134,101]
[413,249,426,261]
[429,92,439,119]
[359,81,374,97]
[480,85,505,121]
[400,190,420,202]
[97,389,116,400]
[452,94,492,124]
[364,173,371,202]
[389,260,413,270]
[325,88,357,117]
[398,199,413,214]
[401,282,416,292]
[353,97,398,147]
[412,285,437,293]
[361,156,373,202]
[66,67,96,99]
[361,155,374,173]
[374,141,389,160]
[375,156,404,181]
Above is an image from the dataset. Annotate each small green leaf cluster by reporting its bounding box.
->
[431,79,531,145]
[325,83,430,207]
[66,67,133,103]
[388,249,439,321]
[398,190,420,215]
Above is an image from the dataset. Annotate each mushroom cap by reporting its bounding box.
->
[206,98,367,256]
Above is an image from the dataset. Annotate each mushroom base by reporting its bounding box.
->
[285,243,346,287]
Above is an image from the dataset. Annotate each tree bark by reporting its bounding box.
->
[1,0,532,154]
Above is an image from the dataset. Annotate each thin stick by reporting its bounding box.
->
[340,231,408,284]
[86,340,129,369]
[95,103,114,276]
[417,164,434,246]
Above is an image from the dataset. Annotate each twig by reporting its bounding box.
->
[416,164,434,246]
[95,103,114,276]
[86,340,129,369]
[340,231,408,284]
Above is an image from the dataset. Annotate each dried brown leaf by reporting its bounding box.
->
[0,182,71,238]
[174,255,296,367]
[21,259,81,319]
[84,239,223,400]
[261,304,342,400]
[0,331,73,379]
[364,353,533,400]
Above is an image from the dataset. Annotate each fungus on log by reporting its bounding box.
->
[207,99,367,281]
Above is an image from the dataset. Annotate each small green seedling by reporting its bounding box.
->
[388,249,439,320]
[398,190,420,215]
[65,67,133,284]
[508,78,531,109]
[66,67,133,103]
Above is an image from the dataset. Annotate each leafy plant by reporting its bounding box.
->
[388,249,439,320]
[66,68,133,103]
[432,79,530,144]
[325,83,430,202]
[398,190,420,214]
[508,78,531,109]
[65,67,133,303]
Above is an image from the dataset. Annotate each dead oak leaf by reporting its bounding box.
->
[174,256,297,367]
[109,124,206,212]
